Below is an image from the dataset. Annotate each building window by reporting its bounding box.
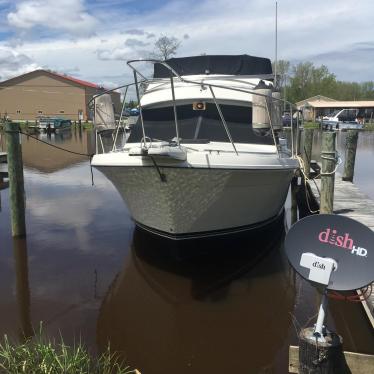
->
[60,110,64,113]
[16,110,21,114]
[38,110,43,114]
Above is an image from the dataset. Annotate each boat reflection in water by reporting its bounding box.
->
[97,216,296,373]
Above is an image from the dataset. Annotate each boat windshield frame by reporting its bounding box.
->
[90,59,301,158]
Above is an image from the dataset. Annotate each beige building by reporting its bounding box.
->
[0,70,121,121]
[296,95,374,121]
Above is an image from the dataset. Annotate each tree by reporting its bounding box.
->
[287,62,336,102]
[151,35,181,60]
[272,60,290,107]
[272,59,290,90]
[269,60,374,103]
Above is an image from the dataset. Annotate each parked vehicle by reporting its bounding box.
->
[130,108,139,116]
[282,110,303,127]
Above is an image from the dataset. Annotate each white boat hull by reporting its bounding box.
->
[94,163,294,237]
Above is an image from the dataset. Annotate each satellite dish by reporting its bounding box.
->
[285,214,374,291]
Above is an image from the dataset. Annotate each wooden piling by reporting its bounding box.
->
[5,122,26,237]
[290,345,374,373]
[298,327,349,374]
[342,130,359,182]
[302,129,314,178]
[320,131,336,214]
[296,127,302,156]
[13,237,33,340]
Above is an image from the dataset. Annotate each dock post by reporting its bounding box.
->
[5,122,26,237]
[296,127,302,156]
[342,130,358,182]
[13,237,33,340]
[298,327,348,373]
[320,132,336,214]
[302,129,314,178]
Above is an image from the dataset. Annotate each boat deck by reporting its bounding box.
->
[308,173,374,330]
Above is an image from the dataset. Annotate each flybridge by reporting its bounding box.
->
[153,55,273,78]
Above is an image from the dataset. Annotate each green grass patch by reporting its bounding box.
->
[363,123,374,131]
[0,326,134,374]
[71,122,93,130]
[303,122,320,129]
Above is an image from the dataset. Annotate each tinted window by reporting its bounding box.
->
[127,103,274,145]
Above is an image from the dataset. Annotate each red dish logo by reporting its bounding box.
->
[318,228,368,257]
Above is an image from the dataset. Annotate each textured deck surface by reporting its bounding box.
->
[309,173,374,329]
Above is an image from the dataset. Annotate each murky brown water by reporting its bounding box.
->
[0,128,373,373]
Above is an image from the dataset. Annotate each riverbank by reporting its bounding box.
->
[0,327,134,374]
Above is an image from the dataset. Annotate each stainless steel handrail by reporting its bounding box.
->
[87,81,144,109]
[94,59,300,158]
[112,85,128,151]
[209,86,238,155]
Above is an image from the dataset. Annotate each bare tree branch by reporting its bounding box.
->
[150,35,181,60]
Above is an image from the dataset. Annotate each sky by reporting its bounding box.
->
[0,0,373,89]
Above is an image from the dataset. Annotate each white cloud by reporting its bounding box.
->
[2,0,374,85]
[0,46,40,80]
[7,0,98,36]
[97,47,131,61]
[124,29,145,36]
[124,38,150,48]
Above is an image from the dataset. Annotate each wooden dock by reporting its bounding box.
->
[289,345,374,374]
[308,173,374,329]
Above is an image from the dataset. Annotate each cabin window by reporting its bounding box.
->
[60,110,64,114]
[127,103,273,145]
[16,110,21,114]
[38,110,43,114]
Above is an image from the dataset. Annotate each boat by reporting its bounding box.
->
[91,55,299,239]
[37,116,72,132]
[322,109,364,131]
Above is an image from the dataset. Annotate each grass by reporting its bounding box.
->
[0,326,134,374]
[363,122,374,131]
[303,121,320,129]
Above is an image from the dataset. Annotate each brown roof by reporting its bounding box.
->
[0,69,104,89]
[48,71,101,88]
[296,95,337,106]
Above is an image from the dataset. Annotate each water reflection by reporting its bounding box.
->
[13,237,33,341]
[97,221,296,374]
[20,128,95,174]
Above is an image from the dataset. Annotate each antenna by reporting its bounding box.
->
[274,1,278,88]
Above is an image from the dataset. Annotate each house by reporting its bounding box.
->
[296,95,374,122]
[0,70,121,122]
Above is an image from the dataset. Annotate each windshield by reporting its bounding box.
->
[329,110,341,117]
[127,103,274,145]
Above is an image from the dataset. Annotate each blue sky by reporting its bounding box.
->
[0,0,373,89]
